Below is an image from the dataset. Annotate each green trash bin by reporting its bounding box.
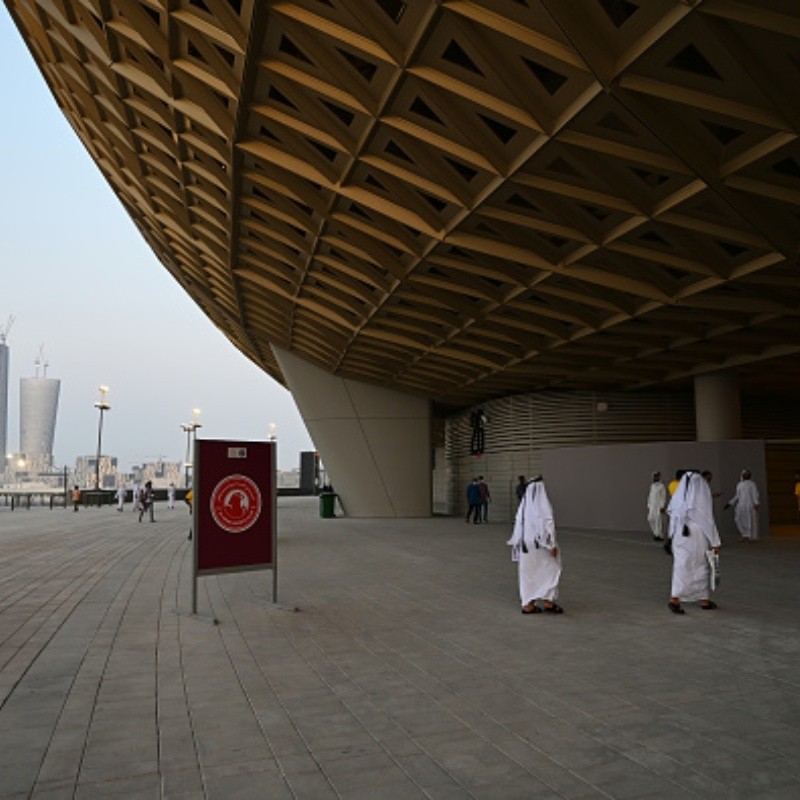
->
[319,492,337,518]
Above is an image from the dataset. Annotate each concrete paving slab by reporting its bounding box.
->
[2,497,800,798]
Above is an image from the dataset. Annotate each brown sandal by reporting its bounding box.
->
[521,603,542,614]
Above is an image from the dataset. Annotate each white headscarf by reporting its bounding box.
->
[507,479,556,551]
[667,471,716,540]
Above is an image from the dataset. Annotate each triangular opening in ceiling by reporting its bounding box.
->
[597,0,640,28]
[442,40,484,76]
[523,58,567,95]
[410,96,443,124]
[479,114,516,144]
[279,35,312,65]
[322,100,354,127]
[337,48,377,82]
[668,44,722,80]
[701,120,744,145]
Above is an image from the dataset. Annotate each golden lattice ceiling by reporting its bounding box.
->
[8,0,800,408]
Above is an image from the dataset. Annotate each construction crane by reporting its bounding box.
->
[0,315,14,344]
[34,344,49,378]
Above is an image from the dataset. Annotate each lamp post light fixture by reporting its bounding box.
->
[181,408,202,488]
[180,423,192,488]
[268,422,277,441]
[94,385,111,493]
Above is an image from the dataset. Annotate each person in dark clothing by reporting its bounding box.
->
[478,476,491,522]
[465,478,481,524]
[139,480,155,523]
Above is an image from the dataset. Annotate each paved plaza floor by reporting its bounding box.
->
[1,497,799,799]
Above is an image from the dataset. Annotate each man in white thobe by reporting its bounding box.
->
[115,484,126,512]
[667,471,721,614]
[167,482,176,510]
[507,478,563,614]
[726,470,760,541]
[646,471,667,541]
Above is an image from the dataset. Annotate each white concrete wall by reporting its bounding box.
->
[542,440,768,535]
[273,347,431,517]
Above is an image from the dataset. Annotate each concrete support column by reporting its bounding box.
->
[694,371,742,441]
[272,346,432,517]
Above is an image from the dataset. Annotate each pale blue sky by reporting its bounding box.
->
[1,9,313,471]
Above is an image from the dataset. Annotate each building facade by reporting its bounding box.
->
[19,376,60,468]
[0,342,8,462]
[74,455,119,490]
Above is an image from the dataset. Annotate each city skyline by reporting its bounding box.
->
[0,331,313,473]
[0,10,314,472]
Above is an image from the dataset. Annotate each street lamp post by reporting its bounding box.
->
[181,408,202,488]
[181,423,192,489]
[94,385,111,495]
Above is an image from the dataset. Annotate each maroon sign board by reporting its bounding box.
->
[192,439,276,612]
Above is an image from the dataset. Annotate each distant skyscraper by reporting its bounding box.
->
[0,341,8,460]
[20,373,60,463]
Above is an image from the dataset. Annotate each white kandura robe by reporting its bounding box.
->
[668,474,721,602]
[728,479,760,540]
[115,486,126,510]
[508,482,562,605]
[647,481,667,538]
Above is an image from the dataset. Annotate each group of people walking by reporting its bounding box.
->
[110,481,179,521]
[69,480,166,520]
[506,466,763,618]
[649,467,761,613]
[648,468,761,543]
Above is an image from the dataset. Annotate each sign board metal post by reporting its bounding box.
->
[191,439,277,616]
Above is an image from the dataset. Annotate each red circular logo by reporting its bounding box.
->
[210,475,262,533]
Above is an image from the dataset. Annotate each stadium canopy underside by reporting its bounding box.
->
[8,0,800,412]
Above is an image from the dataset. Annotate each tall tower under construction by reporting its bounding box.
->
[20,349,60,470]
[0,317,12,462]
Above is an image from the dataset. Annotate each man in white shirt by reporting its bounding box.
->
[725,469,761,541]
[646,471,667,541]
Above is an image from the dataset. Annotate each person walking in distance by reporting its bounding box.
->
[646,471,667,541]
[478,475,491,523]
[725,469,761,541]
[167,482,176,510]
[185,488,193,541]
[701,470,722,499]
[139,480,155,523]
[72,485,81,512]
[465,478,481,524]
[668,469,685,497]
[115,483,126,512]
